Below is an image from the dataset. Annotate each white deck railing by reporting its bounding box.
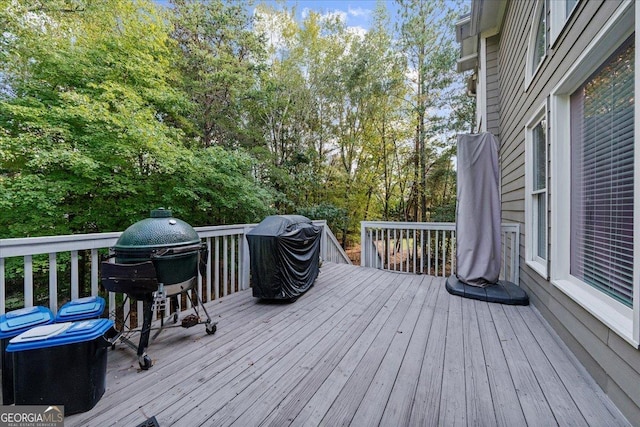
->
[0,220,350,323]
[360,221,520,284]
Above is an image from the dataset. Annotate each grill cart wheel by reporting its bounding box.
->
[139,354,152,370]
[206,322,217,335]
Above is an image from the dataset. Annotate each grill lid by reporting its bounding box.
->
[114,208,200,250]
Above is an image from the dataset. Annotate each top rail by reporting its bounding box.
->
[0,219,350,316]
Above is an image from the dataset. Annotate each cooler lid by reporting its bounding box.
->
[6,319,115,352]
[55,296,105,321]
[0,306,55,339]
[10,323,72,343]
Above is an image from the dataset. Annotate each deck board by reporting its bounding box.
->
[64,263,630,427]
[461,297,496,427]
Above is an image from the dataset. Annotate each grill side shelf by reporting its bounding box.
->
[101,261,159,294]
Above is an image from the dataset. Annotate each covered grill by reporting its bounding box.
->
[247,215,321,300]
[101,208,215,369]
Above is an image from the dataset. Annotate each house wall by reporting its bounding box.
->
[494,0,640,423]
[485,35,500,137]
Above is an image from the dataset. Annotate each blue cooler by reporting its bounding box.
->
[55,296,105,322]
[0,306,54,404]
[7,318,117,415]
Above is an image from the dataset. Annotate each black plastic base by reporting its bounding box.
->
[446,275,529,305]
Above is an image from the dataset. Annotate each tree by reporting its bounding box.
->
[170,0,266,148]
[396,0,464,222]
[0,0,273,238]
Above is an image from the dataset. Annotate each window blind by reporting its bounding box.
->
[570,36,634,307]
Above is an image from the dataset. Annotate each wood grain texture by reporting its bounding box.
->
[63,263,629,427]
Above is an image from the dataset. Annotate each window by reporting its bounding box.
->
[570,37,634,307]
[550,1,637,345]
[525,107,548,277]
[526,0,547,86]
[550,0,580,46]
[565,0,578,17]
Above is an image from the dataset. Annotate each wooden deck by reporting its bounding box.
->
[67,262,629,426]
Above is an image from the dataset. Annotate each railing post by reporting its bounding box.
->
[360,223,366,267]
[0,258,5,315]
[321,221,328,262]
[241,228,251,291]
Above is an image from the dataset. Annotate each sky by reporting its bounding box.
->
[154,1,400,32]
[264,1,398,30]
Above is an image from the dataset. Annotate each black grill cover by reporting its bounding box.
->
[246,215,321,300]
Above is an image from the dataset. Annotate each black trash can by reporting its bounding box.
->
[246,215,321,300]
[7,318,118,415]
[0,306,54,405]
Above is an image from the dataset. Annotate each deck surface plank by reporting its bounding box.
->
[63,263,630,427]
[378,275,437,427]
[461,297,496,427]
[439,287,466,426]
[489,303,558,425]
[409,281,450,426]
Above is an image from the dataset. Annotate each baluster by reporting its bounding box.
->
[435,231,440,276]
[412,229,417,273]
[420,230,425,274]
[206,237,212,300]
[375,229,380,268]
[0,258,5,314]
[24,255,33,308]
[396,228,404,271]
[214,237,220,300]
[91,249,99,296]
[223,236,228,297]
[107,256,116,328]
[136,300,142,328]
[441,230,446,276]
[427,230,432,275]
[231,236,236,294]
[49,253,58,314]
[71,250,79,300]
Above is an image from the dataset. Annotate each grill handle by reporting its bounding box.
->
[150,243,205,258]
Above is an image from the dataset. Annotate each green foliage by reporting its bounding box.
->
[0,0,471,247]
[296,203,347,233]
[170,0,266,148]
[0,0,273,238]
[161,146,274,225]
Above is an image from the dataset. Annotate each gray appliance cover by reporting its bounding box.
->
[456,133,501,287]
